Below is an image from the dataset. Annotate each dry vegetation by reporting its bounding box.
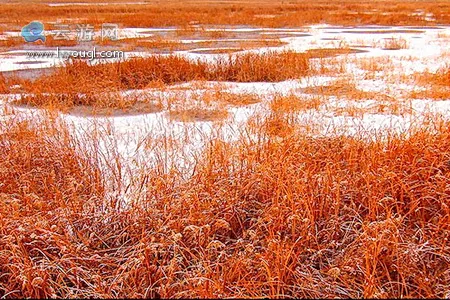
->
[165,89,262,122]
[380,37,409,50]
[2,0,450,299]
[0,0,447,52]
[302,78,382,101]
[1,114,450,298]
[270,93,323,113]
[409,67,450,100]
[98,37,287,53]
[15,51,309,111]
[0,0,448,30]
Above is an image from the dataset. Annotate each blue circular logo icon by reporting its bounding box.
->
[21,21,46,43]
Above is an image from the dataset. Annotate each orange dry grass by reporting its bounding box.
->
[381,37,409,50]
[130,38,286,52]
[305,48,366,58]
[212,51,309,82]
[18,52,309,109]
[214,91,261,106]
[0,0,446,30]
[1,116,450,298]
[424,67,450,87]
[270,93,323,113]
[410,67,450,100]
[0,36,77,50]
[0,74,8,93]
[0,74,26,94]
[0,37,24,49]
[44,36,78,47]
[0,119,106,297]
[164,89,261,122]
[0,119,105,209]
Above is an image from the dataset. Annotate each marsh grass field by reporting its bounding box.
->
[1,0,450,298]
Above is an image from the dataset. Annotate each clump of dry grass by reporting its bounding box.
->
[216,91,261,106]
[270,93,323,113]
[423,66,450,87]
[212,51,309,82]
[0,119,104,202]
[18,91,164,116]
[381,37,409,50]
[1,115,450,298]
[410,66,450,100]
[357,56,393,72]
[164,89,261,122]
[127,38,184,52]
[0,74,26,94]
[0,118,106,298]
[16,52,309,111]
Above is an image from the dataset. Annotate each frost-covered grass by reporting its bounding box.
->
[1,112,450,298]
[2,2,450,298]
[11,51,308,111]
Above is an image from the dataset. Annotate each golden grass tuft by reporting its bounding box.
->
[16,51,309,111]
[381,37,409,50]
